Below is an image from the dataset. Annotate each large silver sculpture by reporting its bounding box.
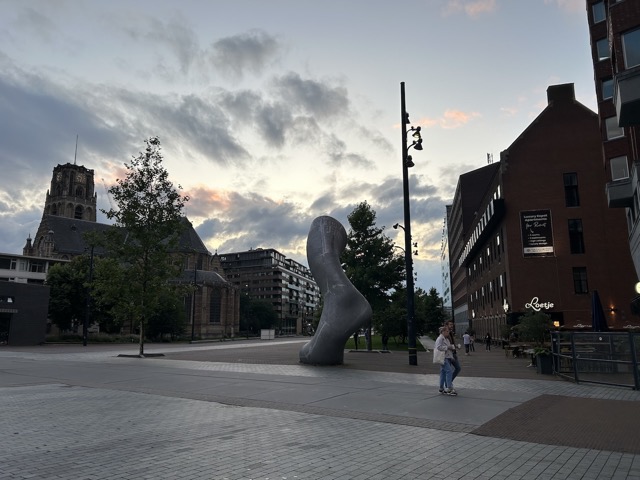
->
[299,216,372,365]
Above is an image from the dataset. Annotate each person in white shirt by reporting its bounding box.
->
[463,332,471,355]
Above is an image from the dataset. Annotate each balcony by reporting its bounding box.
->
[614,66,640,127]
[606,177,634,208]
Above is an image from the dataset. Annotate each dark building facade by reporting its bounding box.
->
[0,282,50,345]
[448,84,639,340]
[220,248,319,335]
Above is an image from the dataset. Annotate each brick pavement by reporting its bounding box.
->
[1,338,640,479]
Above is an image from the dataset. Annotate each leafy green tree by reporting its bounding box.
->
[515,310,552,345]
[341,201,404,349]
[373,290,407,342]
[147,291,187,340]
[101,137,189,355]
[418,287,446,336]
[47,257,89,332]
[240,296,278,335]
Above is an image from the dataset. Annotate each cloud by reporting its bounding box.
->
[418,109,481,130]
[272,72,350,119]
[442,0,497,17]
[209,30,282,80]
[122,15,200,76]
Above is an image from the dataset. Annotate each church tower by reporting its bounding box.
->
[43,163,97,221]
[23,163,98,258]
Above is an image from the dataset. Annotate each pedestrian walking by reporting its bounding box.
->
[484,332,492,351]
[353,331,359,350]
[445,321,462,382]
[435,325,458,396]
[463,331,471,355]
[470,334,475,352]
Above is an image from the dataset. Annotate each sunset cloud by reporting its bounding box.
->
[417,110,481,130]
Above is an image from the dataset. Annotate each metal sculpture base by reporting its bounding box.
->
[299,216,372,365]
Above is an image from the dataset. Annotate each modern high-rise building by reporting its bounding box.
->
[447,84,638,340]
[219,248,320,335]
[586,0,640,280]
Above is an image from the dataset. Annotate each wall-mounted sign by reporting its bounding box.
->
[525,296,554,311]
[520,210,554,257]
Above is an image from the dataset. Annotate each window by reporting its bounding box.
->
[573,267,589,294]
[209,290,221,324]
[568,219,585,254]
[602,78,614,100]
[564,173,580,207]
[622,28,640,68]
[610,156,629,180]
[592,1,606,23]
[596,38,609,61]
[605,117,624,140]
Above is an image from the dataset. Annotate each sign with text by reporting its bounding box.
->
[520,210,554,257]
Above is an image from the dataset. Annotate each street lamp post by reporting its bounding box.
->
[191,252,197,342]
[400,81,422,366]
[83,245,94,347]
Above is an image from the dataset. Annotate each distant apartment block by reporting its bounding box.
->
[219,248,320,335]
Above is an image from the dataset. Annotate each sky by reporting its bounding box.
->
[0,0,595,294]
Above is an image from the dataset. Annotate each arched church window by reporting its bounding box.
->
[74,205,84,219]
[75,186,84,197]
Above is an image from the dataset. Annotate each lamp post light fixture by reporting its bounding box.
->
[399,81,422,366]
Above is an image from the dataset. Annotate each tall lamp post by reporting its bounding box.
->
[83,245,95,347]
[190,252,198,342]
[400,81,423,366]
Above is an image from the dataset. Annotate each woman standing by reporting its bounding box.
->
[435,325,458,396]
[484,332,492,351]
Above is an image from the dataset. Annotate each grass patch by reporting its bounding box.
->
[345,334,426,352]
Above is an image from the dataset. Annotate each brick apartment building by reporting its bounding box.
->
[447,83,638,340]
[586,0,640,300]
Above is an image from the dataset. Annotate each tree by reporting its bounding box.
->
[47,257,89,332]
[515,310,552,345]
[240,296,278,335]
[341,201,404,349]
[147,291,187,341]
[417,287,446,336]
[101,137,189,355]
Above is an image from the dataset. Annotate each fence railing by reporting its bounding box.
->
[550,331,640,390]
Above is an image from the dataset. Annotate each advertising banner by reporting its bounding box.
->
[520,210,554,257]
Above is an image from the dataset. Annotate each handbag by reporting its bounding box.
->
[432,348,445,365]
